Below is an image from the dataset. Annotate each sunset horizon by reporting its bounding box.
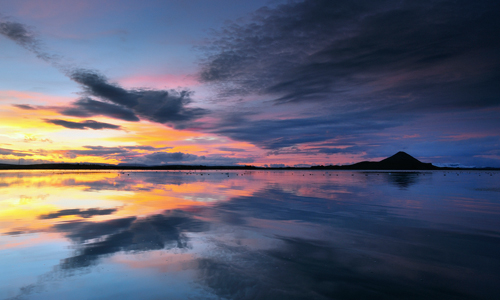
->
[1,0,499,169]
[2,2,500,299]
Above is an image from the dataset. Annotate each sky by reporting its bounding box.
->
[0,0,499,167]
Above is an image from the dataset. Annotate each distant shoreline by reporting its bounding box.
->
[2,151,498,171]
[0,163,498,171]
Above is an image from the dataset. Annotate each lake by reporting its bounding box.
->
[1,170,499,299]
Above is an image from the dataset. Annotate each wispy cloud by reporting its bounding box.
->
[59,97,140,122]
[0,147,33,157]
[12,104,37,110]
[39,208,118,219]
[45,119,122,130]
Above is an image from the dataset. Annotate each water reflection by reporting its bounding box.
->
[1,170,500,299]
[384,172,421,189]
[56,211,207,270]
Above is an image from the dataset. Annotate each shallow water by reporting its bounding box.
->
[1,170,499,299]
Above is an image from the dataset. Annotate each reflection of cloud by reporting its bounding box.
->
[4,173,500,299]
[54,210,207,269]
[7,210,208,299]
[211,187,336,225]
[196,195,500,300]
[39,208,118,219]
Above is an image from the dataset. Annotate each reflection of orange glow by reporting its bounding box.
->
[0,232,63,251]
[112,179,256,217]
[0,171,260,237]
[112,252,196,273]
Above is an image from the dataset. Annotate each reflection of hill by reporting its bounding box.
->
[384,172,420,189]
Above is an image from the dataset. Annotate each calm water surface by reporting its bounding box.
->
[1,170,499,299]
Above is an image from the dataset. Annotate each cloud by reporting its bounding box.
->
[60,145,181,161]
[1,18,208,129]
[59,97,140,122]
[210,111,399,149]
[12,104,37,110]
[68,69,208,128]
[39,208,118,219]
[55,145,250,166]
[0,147,33,157]
[0,18,54,62]
[218,147,247,152]
[194,0,500,160]
[24,135,53,143]
[121,151,254,166]
[200,0,500,108]
[45,119,122,130]
[135,152,199,164]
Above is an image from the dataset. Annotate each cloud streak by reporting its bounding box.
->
[45,119,122,130]
[39,208,118,219]
[55,145,252,166]
[0,17,54,62]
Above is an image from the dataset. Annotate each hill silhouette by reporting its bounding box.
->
[346,151,438,170]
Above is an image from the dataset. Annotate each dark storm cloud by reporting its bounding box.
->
[39,208,118,219]
[45,119,122,130]
[0,19,208,129]
[200,0,500,108]
[12,104,36,110]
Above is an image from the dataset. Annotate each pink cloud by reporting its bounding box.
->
[441,133,495,141]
